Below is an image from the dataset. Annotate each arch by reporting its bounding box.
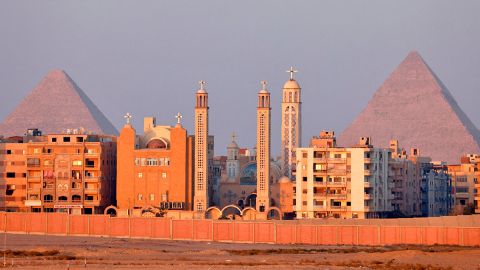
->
[146,137,169,149]
[71,195,81,202]
[43,194,53,202]
[241,207,257,220]
[245,193,257,208]
[237,199,245,209]
[221,205,242,220]
[58,196,68,202]
[266,207,282,220]
[205,206,221,219]
[104,205,118,216]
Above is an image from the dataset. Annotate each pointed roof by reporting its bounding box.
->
[338,51,480,163]
[0,69,118,136]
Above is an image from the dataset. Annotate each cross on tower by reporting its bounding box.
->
[261,80,267,90]
[175,112,183,125]
[231,131,237,142]
[198,80,206,90]
[286,66,298,80]
[124,113,132,124]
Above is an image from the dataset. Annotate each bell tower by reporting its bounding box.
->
[194,80,209,212]
[256,80,271,212]
[281,66,302,179]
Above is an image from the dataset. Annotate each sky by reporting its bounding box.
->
[1,1,479,156]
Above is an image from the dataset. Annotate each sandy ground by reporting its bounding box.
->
[0,233,478,269]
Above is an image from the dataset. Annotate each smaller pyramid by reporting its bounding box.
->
[338,51,480,163]
[0,69,118,137]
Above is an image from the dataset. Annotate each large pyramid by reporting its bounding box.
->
[0,69,118,137]
[338,51,480,163]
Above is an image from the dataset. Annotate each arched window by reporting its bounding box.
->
[44,194,53,202]
[72,195,81,202]
[58,196,68,202]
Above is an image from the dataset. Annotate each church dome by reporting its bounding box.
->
[227,140,239,149]
[197,89,207,94]
[283,79,300,89]
[259,89,269,94]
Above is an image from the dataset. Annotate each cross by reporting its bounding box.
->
[198,80,206,90]
[124,113,132,124]
[260,80,267,90]
[286,66,298,80]
[175,112,183,125]
[231,131,237,142]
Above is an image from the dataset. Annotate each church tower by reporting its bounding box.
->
[256,81,271,212]
[281,66,302,179]
[194,81,209,212]
[226,132,240,181]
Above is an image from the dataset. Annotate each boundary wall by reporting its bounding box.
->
[1,213,479,247]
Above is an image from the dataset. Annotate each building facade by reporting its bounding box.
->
[281,67,301,179]
[1,129,116,214]
[421,162,452,217]
[294,132,393,219]
[116,116,193,216]
[448,155,478,214]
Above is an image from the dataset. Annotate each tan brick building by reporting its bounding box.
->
[1,129,116,214]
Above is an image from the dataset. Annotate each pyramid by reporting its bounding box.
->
[338,51,480,163]
[0,69,118,137]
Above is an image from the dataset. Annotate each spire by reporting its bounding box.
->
[124,113,132,125]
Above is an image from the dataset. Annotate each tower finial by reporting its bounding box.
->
[175,112,183,125]
[124,112,132,125]
[286,66,298,80]
[198,80,206,91]
[231,131,237,142]
[261,80,267,90]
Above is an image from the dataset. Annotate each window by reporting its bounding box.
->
[138,172,143,179]
[72,160,82,166]
[162,172,167,179]
[138,194,143,201]
[33,148,41,154]
[76,137,84,143]
[334,154,341,158]
[63,137,70,142]
[150,194,155,201]
[51,138,57,143]
[6,172,15,178]
[6,150,12,155]
[146,158,157,166]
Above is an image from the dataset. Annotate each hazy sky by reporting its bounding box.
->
[1,1,479,155]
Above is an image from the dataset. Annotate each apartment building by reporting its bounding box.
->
[421,162,452,217]
[294,132,393,219]
[1,129,116,214]
[389,140,429,217]
[475,158,480,214]
[448,155,478,214]
[0,136,27,212]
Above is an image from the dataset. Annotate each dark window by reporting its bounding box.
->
[6,150,12,155]
[6,172,15,178]
[63,137,70,142]
[51,138,57,143]
[76,137,84,142]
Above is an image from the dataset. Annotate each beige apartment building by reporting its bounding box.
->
[0,136,27,212]
[1,129,116,214]
[294,132,393,219]
[448,154,478,214]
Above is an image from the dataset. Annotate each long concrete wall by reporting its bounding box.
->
[1,212,479,247]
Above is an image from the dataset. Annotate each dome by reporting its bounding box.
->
[146,138,168,149]
[197,89,207,94]
[283,79,300,89]
[259,89,269,94]
[278,176,292,184]
[227,140,239,149]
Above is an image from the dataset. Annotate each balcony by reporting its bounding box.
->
[329,205,347,211]
[364,181,372,188]
[327,181,347,186]
[313,205,326,211]
[84,177,100,182]
[27,177,41,182]
[313,181,326,187]
[364,170,373,176]
[84,188,98,194]
[328,169,348,175]
[455,192,470,198]
[327,194,347,199]
[364,205,374,212]
[327,158,346,164]
[364,193,372,200]
[313,158,327,163]
[364,158,372,163]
